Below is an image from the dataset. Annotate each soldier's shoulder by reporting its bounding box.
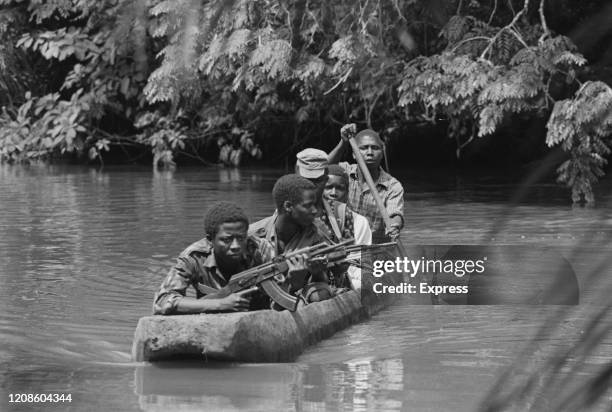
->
[178,238,213,258]
[248,215,274,238]
[247,234,268,249]
[247,235,276,261]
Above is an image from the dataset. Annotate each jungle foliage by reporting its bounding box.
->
[0,0,611,202]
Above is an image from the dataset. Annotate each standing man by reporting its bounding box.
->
[328,125,404,243]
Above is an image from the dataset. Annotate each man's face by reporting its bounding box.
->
[212,221,248,266]
[323,175,348,203]
[287,189,318,227]
[353,134,383,168]
[307,171,328,201]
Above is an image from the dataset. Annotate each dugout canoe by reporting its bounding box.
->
[131,243,581,362]
[132,244,410,363]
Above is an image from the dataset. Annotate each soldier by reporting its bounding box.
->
[249,174,333,301]
[295,148,372,247]
[154,201,306,314]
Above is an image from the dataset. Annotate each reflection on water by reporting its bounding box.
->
[135,358,405,411]
[1,164,611,411]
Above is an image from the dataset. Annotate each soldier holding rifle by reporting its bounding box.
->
[153,202,312,315]
[249,174,337,302]
[295,148,372,247]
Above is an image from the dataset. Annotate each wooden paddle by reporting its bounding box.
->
[346,134,408,257]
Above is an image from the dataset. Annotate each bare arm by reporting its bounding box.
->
[175,289,256,313]
[328,139,349,164]
[328,124,357,164]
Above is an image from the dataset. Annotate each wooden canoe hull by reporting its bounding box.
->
[132,280,405,362]
[132,245,409,363]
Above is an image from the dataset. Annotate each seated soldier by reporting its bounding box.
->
[249,174,334,301]
[324,164,372,245]
[295,150,372,291]
[324,164,372,290]
[154,202,289,314]
[295,148,372,246]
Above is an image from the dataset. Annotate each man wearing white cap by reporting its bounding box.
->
[296,148,372,291]
[295,148,372,247]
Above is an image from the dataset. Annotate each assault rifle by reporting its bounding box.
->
[197,238,395,311]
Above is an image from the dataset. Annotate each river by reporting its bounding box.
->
[1,164,611,411]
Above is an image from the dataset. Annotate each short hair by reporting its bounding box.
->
[355,129,383,146]
[272,174,316,211]
[204,202,249,237]
[327,164,348,185]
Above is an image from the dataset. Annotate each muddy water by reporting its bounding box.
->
[1,164,611,411]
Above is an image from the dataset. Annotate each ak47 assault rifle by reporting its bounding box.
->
[197,239,397,311]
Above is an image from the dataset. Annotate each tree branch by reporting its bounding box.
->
[391,0,407,22]
[456,0,464,16]
[507,0,516,16]
[508,27,529,49]
[366,89,384,128]
[538,0,550,44]
[177,147,216,165]
[488,0,498,25]
[450,36,491,53]
[359,0,371,33]
[323,67,353,95]
[480,0,529,60]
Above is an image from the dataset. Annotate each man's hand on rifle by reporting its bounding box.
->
[217,287,258,312]
[287,253,328,283]
[286,254,309,278]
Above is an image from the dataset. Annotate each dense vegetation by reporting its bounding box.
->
[0,0,611,202]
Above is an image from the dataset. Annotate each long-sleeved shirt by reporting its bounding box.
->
[249,212,348,289]
[249,211,361,289]
[249,211,329,254]
[153,236,275,315]
[338,162,405,243]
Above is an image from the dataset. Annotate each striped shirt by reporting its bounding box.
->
[339,162,404,243]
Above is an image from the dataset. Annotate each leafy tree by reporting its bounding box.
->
[0,0,148,163]
[0,0,610,202]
